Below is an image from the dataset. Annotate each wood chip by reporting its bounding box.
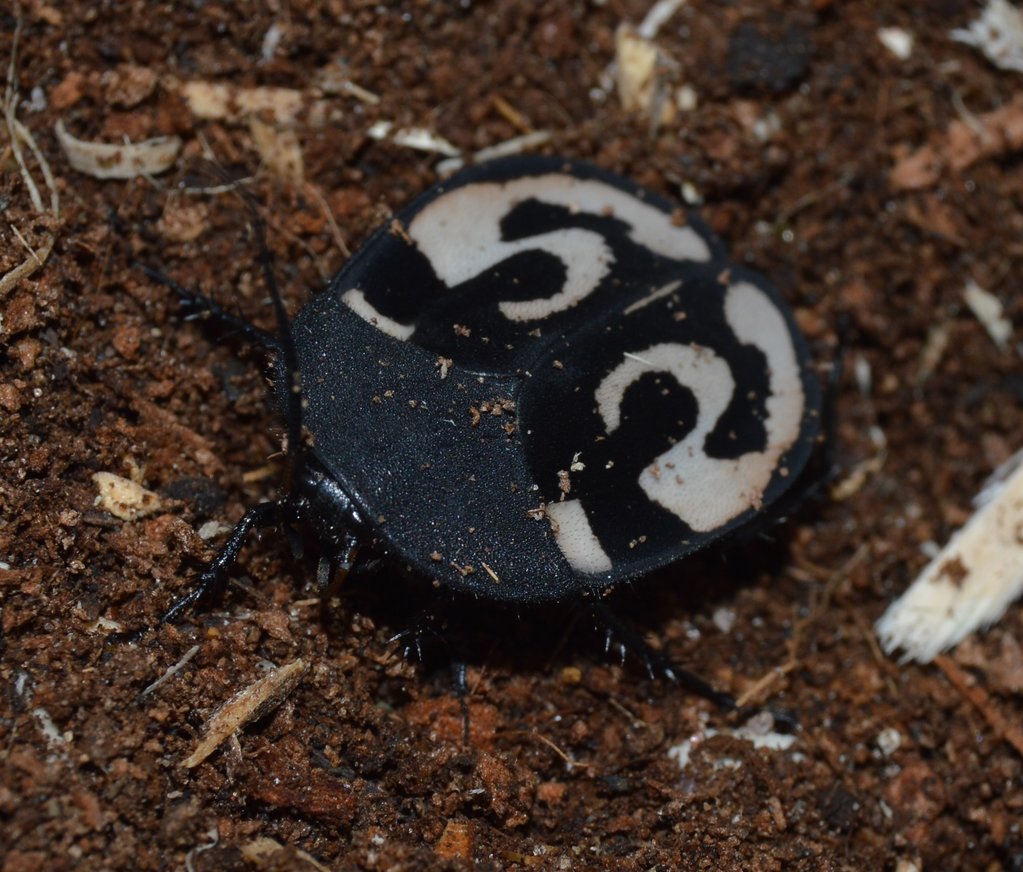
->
[239,837,329,871]
[367,120,460,157]
[182,659,308,768]
[249,116,304,186]
[180,81,305,125]
[92,472,163,521]
[876,448,1023,662]
[613,21,679,128]
[55,118,181,179]
[962,279,1012,351]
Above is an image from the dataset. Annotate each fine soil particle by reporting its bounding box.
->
[2,2,1022,870]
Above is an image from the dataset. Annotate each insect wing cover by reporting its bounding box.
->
[291,157,819,601]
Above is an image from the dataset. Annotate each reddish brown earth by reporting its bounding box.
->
[2,2,1022,869]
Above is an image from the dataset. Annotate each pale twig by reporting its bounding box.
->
[140,644,201,697]
[9,222,42,265]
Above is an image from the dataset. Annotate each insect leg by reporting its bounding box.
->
[588,600,737,710]
[316,532,363,623]
[316,531,361,595]
[138,264,280,351]
[451,660,471,744]
[388,609,446,662]
[817,312,849,482]
[160,501,282,625]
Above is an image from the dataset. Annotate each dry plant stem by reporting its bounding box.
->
[10,117,59,217]
[934,654,1023,759]
[1,3,59,300]
[4,10,44,214]
[737,545,870,709]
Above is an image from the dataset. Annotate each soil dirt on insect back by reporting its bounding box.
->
[2,1,1023,870]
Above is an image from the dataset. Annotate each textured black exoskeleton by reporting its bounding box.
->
[136,156,821,704]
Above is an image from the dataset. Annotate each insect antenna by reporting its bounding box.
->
[250,210,305,476]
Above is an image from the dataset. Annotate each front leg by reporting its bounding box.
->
[159,500,283,625]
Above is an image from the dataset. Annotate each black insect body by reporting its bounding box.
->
[148,156,820,683]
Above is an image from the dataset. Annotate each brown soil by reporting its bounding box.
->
[3,1,1023,870]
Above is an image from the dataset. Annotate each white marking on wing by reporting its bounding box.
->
[408,174,711,322]
[595,283,804,532]
[547,498,613,574]
[722,280,805,486]
[341,288,415,340]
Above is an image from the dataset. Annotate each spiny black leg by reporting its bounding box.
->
[589,600,737,711]
[138,264,279,351]
[108,500,282,644]
[818,311,849,480]
[159,500,282,625]
[451,660,471,745]
[386,612,471,742]
[317,532,361,621]
[388,609,446,662]
[317,532,360,595]
[348,556,386,577]
[285,523,305,560]
[316,555,335,594]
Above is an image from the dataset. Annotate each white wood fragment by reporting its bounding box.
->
[963,279,1012,351]
[180,81,305,125]
[260,21,284,63]
[198,520,232,540]
[876,448,1023,663]
[436,130,553,175]
[472,130,552,164]
[240,838,329,871]
[32,707,67,749]
[615,24,675,124]
[637,0,688,39]
[712,607,736,633]
[339,80,380,105]
[878,27,914,60]
[917,321,951,382]
[86,616,125,634]
[248,116,304,186]
[751,108,781,143]
[182,659,308,768]
[668,711,796,770]
[141,644,201,697]
[314,62,380,105]
[367,121,460,157]
[876,727,902,756]
[92,472,163,521]
[680,181,702,205]
[55,119,181,179]
[853,353,872,394]
[675,84,698,111]
[951,0,1023,73]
